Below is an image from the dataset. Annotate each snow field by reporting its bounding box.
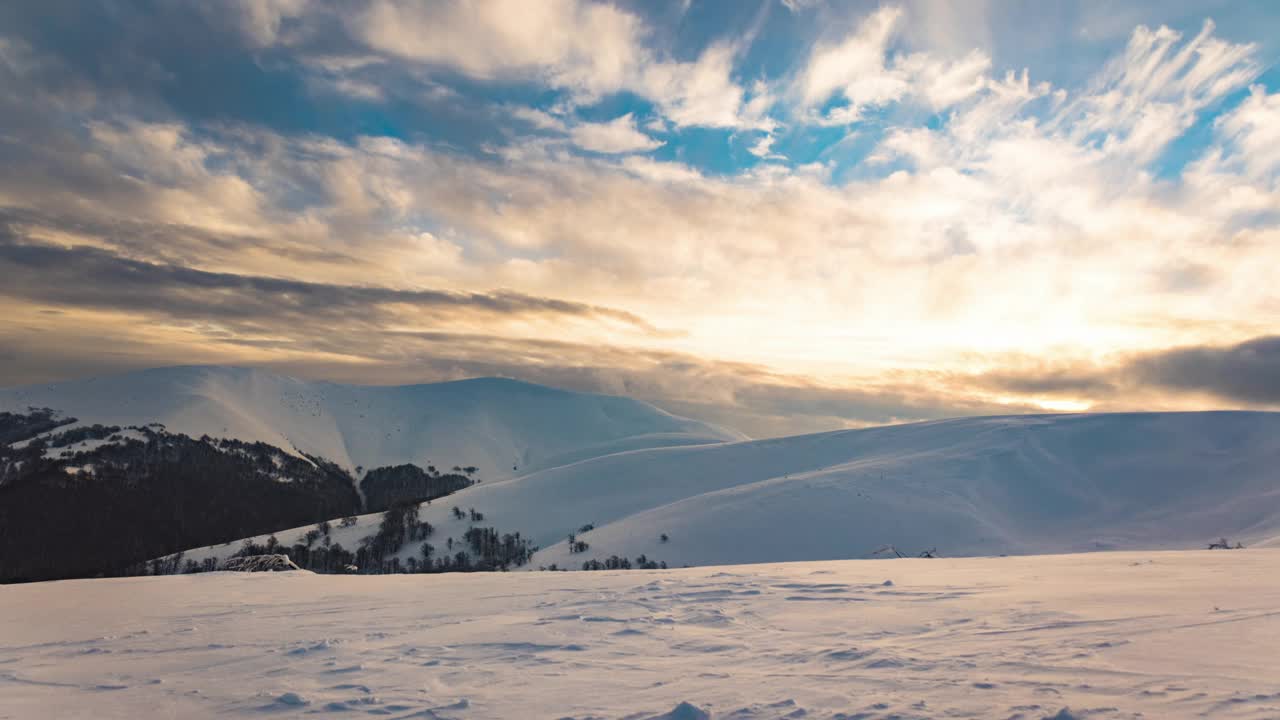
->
[2,550,1278,719]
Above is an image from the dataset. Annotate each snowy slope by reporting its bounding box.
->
[3,550,1280,719]
[177,411,1280,568]
[0,366,744,478]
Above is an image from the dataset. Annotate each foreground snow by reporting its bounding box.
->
[3,551,1279,719]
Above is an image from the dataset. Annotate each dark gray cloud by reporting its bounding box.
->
[1125,336,1280,404]
[969,367,1117,396]
[971,336,1280,409]
[0,227,659,332]
[0,208,361,269]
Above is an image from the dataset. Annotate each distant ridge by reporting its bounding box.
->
[172,409,1280,571]
[0,365,745,479]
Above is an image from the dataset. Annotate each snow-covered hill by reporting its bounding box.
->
[176,411,1280,569]
[0,366,744,478]
[4,550,1279,719]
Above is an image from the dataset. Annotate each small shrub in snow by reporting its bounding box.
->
[221,554,302,572]
[580,554,668,571]
[647,701,709,720]
[277,692,309,707]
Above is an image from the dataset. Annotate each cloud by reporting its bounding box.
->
[2,3,1279,437]
[1213,84,1280,181]
[353,0,642,98]
[5,54,1278,402]
[4,216,1278,433]
[903,49,991,110]
[780,0,821,12]
[747,133,778,158]
[230,0,310,47]
[569,114,663,154]
[970,364,1117,397]
[969,335,1280,409]
[0,308,1049,438]
[347,0,767,129]
[0,226,663,334]
[643,116,668,133]
[797,6,992,122]
[801,6,905,108]
[511,106,569,132]
[639,44,771,130]
[299,54,389,101]
[1125,335,1280,404]
[1055,20,1259,163]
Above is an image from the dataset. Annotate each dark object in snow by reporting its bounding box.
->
[1043,709,1079,720]
[360,464,474,513]
[277,692,309,706]
[882,579,894,586]
[646,702,710,720]
[1207,537,1244,549]
[221,554,302,572]
[874,544,939,559]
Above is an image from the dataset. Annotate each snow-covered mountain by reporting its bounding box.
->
[0,366,744,478]
[176,410,1280,570]
[1,365,748,581]
[11,367,1280,575]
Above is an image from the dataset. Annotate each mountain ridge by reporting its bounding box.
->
[0,365,745,479]
[166,408,1280,573]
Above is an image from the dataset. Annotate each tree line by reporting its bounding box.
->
[0,410,484,582]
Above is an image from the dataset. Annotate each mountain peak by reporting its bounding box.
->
[0,365,743,477]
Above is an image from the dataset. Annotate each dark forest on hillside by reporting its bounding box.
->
[0,411,477,582]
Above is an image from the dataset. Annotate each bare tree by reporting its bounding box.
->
[872,544,905,558]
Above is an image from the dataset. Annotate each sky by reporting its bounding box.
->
[1,0,1278,437]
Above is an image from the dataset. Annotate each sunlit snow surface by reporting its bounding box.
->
[174,410,1280,571]
[3,551,1278,719]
